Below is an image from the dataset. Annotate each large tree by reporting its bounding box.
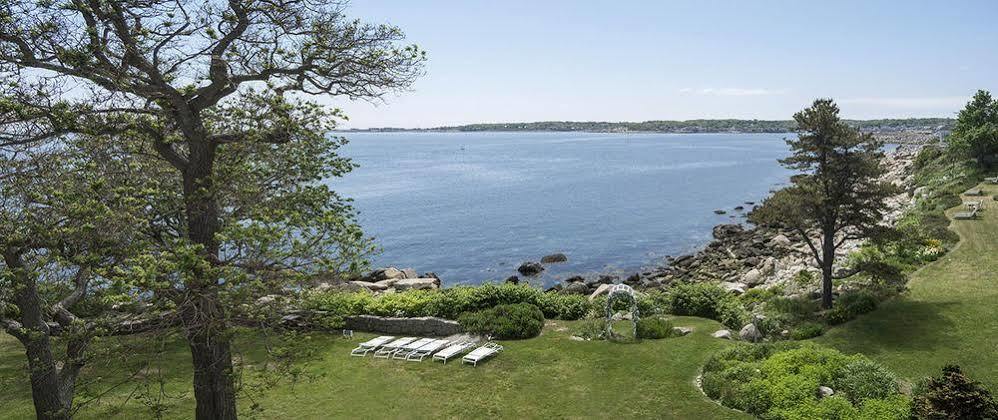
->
[0,1,425,418]
[0,136,149,419]
[950,90,998,166]
[750,99,897,309]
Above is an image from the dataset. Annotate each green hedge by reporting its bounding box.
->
[701,342,911,419]
[458,303,544,339]
[668,282,748,329]
[302,283,595,322]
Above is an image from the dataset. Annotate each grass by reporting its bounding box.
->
[3,183,996,419]
[818,182,998,391]
[0,317,749,419]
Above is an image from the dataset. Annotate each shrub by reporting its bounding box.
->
[535,293,591,320]
[668,282,729,318]
[833,359,900,404]
[826,290,879,325]
[635,317,674,339]
[702,343,911,419]
[572,317,606,340]
[857,395,913,420]
[669,282,747,329]
[458,303,544,339]
[789,322,824,340]
[913,364,998,419]
[302,284,597,322]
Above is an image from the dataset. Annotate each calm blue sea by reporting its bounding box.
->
[329,132,794,287]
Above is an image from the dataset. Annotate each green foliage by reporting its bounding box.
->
[702,343,909,419]
[750,99,899,309]
[856,395,913,420]
[949,90,998,165]
[826,291,879,325]
[667,283,747,329]
[790,322,824,340]
[833,359,900,404]
[571,317,607,341]
[913,365,998,419]
[457,303,544,340]
[302,284,601,321]
[635,317,674,339]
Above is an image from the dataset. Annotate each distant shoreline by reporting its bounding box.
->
[337,117,953,135]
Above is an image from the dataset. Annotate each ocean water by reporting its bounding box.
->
[329,132,794,287]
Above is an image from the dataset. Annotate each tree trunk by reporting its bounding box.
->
[182,293,238,420]
[820,230,836,310]
[179,138,238,420]
[3,250,72,420]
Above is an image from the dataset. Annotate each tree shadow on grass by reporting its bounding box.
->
[821,298,961,358]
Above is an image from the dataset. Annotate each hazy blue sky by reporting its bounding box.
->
[328,1,998,128]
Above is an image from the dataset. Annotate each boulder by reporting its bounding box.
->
[588,283,612,300]
[423,272,440,280]
[712,224,743,239]
[371,267,404,281]
[739,323,762,342]
[673,327,693,336]
[540,253,568,263]
[350,280,388,292]
[375,279,399,288]
[517,261,545,276]
[316,282,369,293]
[393,278,439,291]
[769,234,792,247]
[817,386,835,398]
[565,275,586,283]
[741,268,764,287]
[400,268,419,279]
[504,275,520,285]
[720,282,747,295]
[711,329,732,339]
[562,282,590,295]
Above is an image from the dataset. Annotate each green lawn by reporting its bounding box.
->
[0,317,749,419]
[818,182,998,390]
[3,184,995,419]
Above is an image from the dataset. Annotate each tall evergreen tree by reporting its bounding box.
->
[950,90,998,166]
[750,99,897,309]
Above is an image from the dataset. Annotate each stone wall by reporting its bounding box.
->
[344,315,463,336]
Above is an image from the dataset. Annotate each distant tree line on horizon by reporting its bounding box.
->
[354,118,954,134]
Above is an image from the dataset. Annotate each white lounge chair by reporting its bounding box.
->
[406,339,451,362]
[391,338,435,360]
[461,342,503,367]
[350,336,394,357]
[372,337,417,359]
[433,342,475,364]
[954,209,978,220]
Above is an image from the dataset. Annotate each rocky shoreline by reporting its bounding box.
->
[328,146,923,300]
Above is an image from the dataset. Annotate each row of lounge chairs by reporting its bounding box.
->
[350,336,502,366]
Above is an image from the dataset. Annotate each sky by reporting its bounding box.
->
[326,0,998,128]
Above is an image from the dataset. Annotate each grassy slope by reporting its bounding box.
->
[818,182,998,390]
[0,317,749,419]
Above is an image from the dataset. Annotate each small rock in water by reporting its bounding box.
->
[745,201,755,205]
[540,253,568,263]
[714,209,727,215]
[517,261,545,276]
[504,275,520,285]
[734,206,744,211]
